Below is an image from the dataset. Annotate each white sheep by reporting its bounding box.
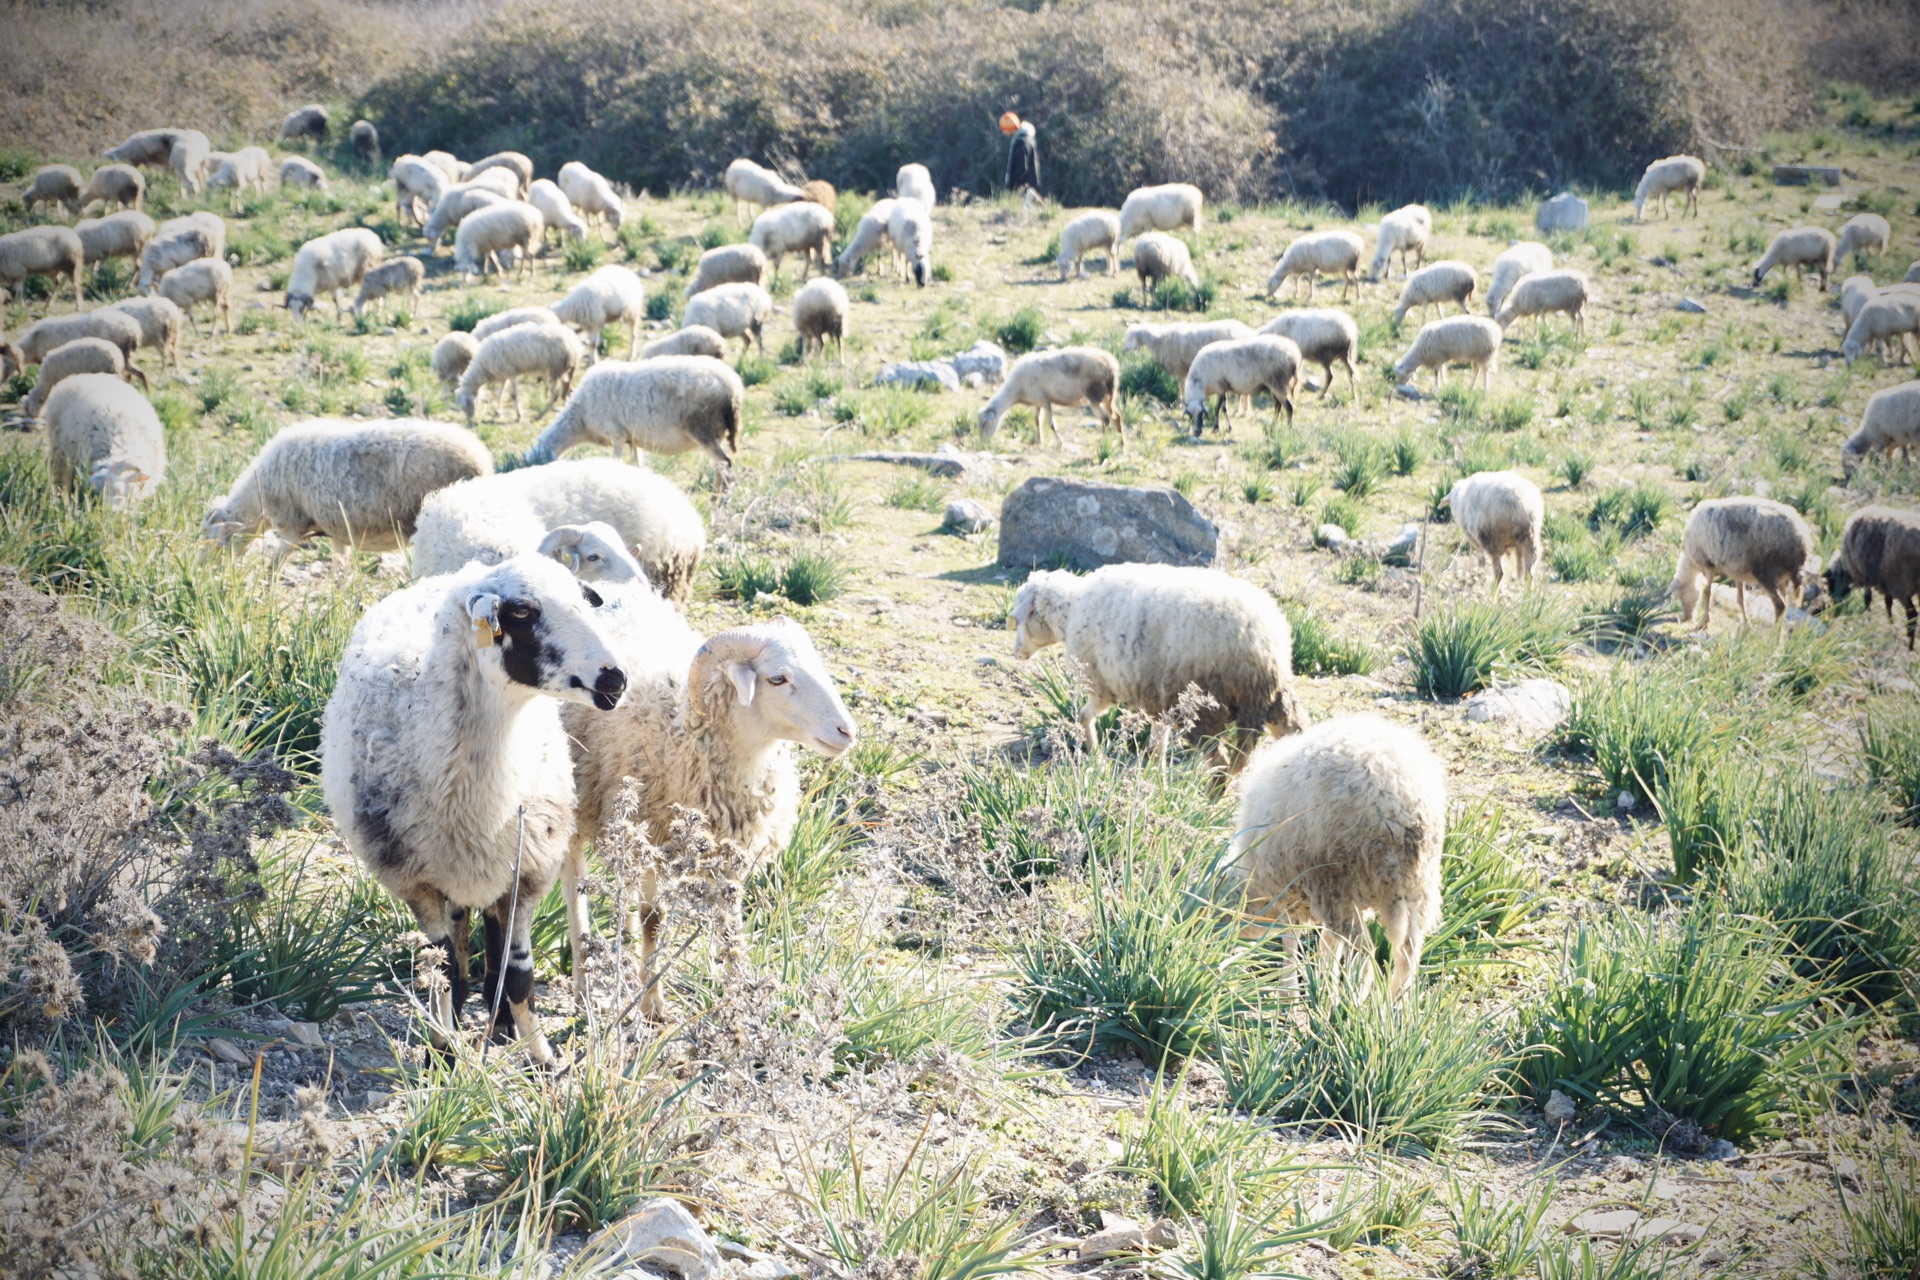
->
[102,128,186,169]
[321,554,628,1063]
[279,105,329,144]
[1184,335,1301,437]
[888,198,934,287]
[1752,226,1838,292]
[1265,230,1365,302]
[683,282,773,358]
[279,155,329,193]
[1133,231,1198,294]
[456,323,585,425]
[432,331,478,392]
[454,202,545,282]
[472,305,562,342]
[1634,155,1706,220]
[1841,296,1919,367]
[538,522,648,584]
[23,165,83,218]
[390,155,450,227]
[1392,260,1477,323]
[1225,715,1446,1001]
[350,120,380,164]
[1370,204,1432,279]
[723,158,804,222]
[287,227,384,322]
[206,147,271,208]
[1493,268,1591,335]
[895,163,937,208]
[558,161,625,239]
[203,417,493,562]
[1667,496,1817,628]
[137,212,225,292]
[1834,212,1891,263]
[1839,275,1879,339]
[1118,183,1204,239]
[157,257,233,338]
[1484,241,1554,316]
[467,151,532,196]
[792,276,849,361]
[1393,315,1504,391]
[1121,319,1253,386]
[978,347,1121,445]
[1441,471,1544,597]
[1842,381,1920,474]
[552,265,649,360]
[1056,210,1122,280]
[526,356,743,468]
[528,179,589,247]
[0,227,84,308]
[422,151,468,185]
[833,198,899,278]
[685,243,770,297]
[75,211,156,272]
[166,130,211,195]
[23,337,147,418]
[462,166,526,202]
[79,164,144,213]
[639,325,728,361]
[1825,505,1920,650]
[42,373,165,507]
[423,187,505,253]
[1256,309,1359,399]
[104,295,183,377]
[16,308,144,369]
[750,201,836,279]
[350,256,425,320]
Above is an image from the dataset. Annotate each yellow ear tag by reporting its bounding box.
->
[473,616,498,649]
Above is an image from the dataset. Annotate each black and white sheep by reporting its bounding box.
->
[1184,335,1301,437]
[1825,505,1920,650]
[79,164,145,213]
[792,277,848,362]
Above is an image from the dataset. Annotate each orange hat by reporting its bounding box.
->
[999,111,1021,136]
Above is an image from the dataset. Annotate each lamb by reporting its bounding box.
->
[286,227,384,322]
[156,257,233,338]
[453,202,545,282]
[682,282,774,358]
[528,179,589,247]
[833,199,899,278]
[202,417,493,561]
[411,460,707,604]
[135,218,218,293]
[1834,212,1891,263]
[1118,183,1204,239]
[887,198,934,287]
[1842,381,1920,474]
[75,211,156,272]
[792,276,848,362]
[1056,210,1122,280]
[472,306,562,342]
[723,158,804,222]
[1224,715,1446,1000]
[390,156,450,227]
[685,244,770,297]
[422,151,469,185]
[351,121,381,164]
[1257,309,1359,399]
[1264,230,1365,302]
[456,323,585,426]
[23,165,84,218]
[557,161,625,238]
[466,151,532,196]
[896,163,936,208]
[1824,505,1920,650]
[1121,319,1253,386]
[278,156,329,193]
[432,331,478,391]
[750,201,836,279]
[1667,496,1818,629]
[1392,315,1504,391]
[560,601,854,1015]
[800,180,837,212]
[279,105,329,144]
[0,227,84,307]
[525,356,742,468]
[1370,204,1432,280]
[1484,241,1554,316]
[639,326,728,361]
[17,308,143,369]
[1392,260,1477,324]
[422,186,505,252]
[352,256,425,319]
[538,522,647,584]
[977,347,1121,445]
[41,373,165,507]
[104,295,183,376]
[1133,231,1198,294]
[79,164,144,213]
[1440,471,1543,597]
[23,337,147,419]
[552,266,649,359]
[1841,296,1920,367]
[1633,155,1706,220]
[1493,268,1591,335]
[206,147,271,207]
[167,131,211,195]
[1183,336,1301,438]
[321,554,628,1063]
[1751,226,1838,292]
[1011,563,1306,774]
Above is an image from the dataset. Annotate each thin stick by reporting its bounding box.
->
[1413,516,1430,621]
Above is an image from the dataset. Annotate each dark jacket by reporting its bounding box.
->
[1006,125,1040,192]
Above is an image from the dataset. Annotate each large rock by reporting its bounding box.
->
[587,1198,722,1280]
[875,360,959,393]
[948,340,1007,386]
[998,476,1217,571]
[943,498,994,534]
[1464,679,1571,734]
[1535,192,1589,233]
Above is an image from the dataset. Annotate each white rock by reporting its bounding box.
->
[1379,522,1421,566]
[715,1241,795,1280]
[1078,1212,1147,1259]
[943,498,994,534]
[1315,523,1352,550]
[875,360,960,393]
[1463,679,1571,734]
[1565,1209,1641,1240]
[1703,1139,1739,1162]
[1633,1218,1705,1247]
[207,1037,252,1067]
[588,1198,722,1280]
[948,340,1007,385]
[1616,790,1638,812]
[1544,1089,1578,1124]
[284,1021,324,1049]
[1535,192,1589,233]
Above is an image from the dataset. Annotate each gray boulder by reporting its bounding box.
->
[587,1198,722,1280]
[1535,192,1589,233]
[943,497,995,534]
[998,476,1217,570]
[949,340,1007,386]
[875,360,959,393]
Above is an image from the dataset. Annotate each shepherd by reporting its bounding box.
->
[1003,112,1040,203]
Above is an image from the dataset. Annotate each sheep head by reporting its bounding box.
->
[689,619,856,757]
[539,521,648,585]
[458,555,628,711]
[1010,571,1078,659]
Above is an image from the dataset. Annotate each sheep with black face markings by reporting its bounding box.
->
[526,356,743,469]
[80,164,144,213]
[24,166,84,218]
[1667,496,1818,629]
[1752,226,1838,292]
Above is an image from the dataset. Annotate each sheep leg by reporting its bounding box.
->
[630,866,668,1021]
[410,894,471,1051]
[1379,897,1426,1002]
[1342,358,1358,400]
[1319,908,1376,999]
[222,298,232,336]
[1698,576,1714,631]
[1519,539,1537,591]
[1489,551,1504,598]
[1904,597,1917,650]
[510,377,523,423]
[126,362,150,393]
[563,844,594,1008]
[1736,581,1749,625]
[1764,581,1790,625]
[483,892,554,1065]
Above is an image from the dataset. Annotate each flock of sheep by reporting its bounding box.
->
[1,114,1918,1053]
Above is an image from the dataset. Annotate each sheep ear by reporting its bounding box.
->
[724,660,757,706]
[467,591,502,647]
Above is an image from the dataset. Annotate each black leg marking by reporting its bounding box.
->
[448,909,472,1014]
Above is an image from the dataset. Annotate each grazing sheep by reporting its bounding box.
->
[888,198,934,287]
[472,306,562,342]
[412,459,706,605]
[896,164,936,208]
[206,147,271,207]
[1012,564,1306,772]
[23,337,146,418]
[1118,183,1204,239]
[390,156,450,227]
[166,131,211,195]
[103,295,183,376]
[17,308,143,369]
[157,257,233,337]
[42,373,165,507]
[1121,319,1253,385]
[538,522,647,584]
[528,179,589,247]
[1485,241,1554,316]
[279,155,329,193]
[75,211,156,272]
[639,325,728,361]
[321,554,628,1064]
[1393,315,1504,391]
[1825,505,1920,650]
[1133,231,1198,294]
[750,201,835,279]
[1265,230,1365,302]
[352,256,425,319]
[1225,715,1446,1001]
[683,282,774,358]
[279,105,329,144]
[432,331,478,392]
[1392,260,1477,323]
[792,276,848,361]
[723,158,804,222]
[103,128,190,169]
[1633,155,1706,220]
[79,164,144,213]
[1184,335,1301,438]
[560,602,854,1015]
[466,151,531,196]
[833,198,899,278]
[1840,275,1880,338]
[1493,268,1591,335]
[0,226,84,307]
[1257,309,1359,399]
[203,417,493,561]
[978,347,1121,445]
[1841,296,1920,367]
[800,179,837,212]
[136,212,224,292]
[23,165,84,218]
[456,324,585,426]
[1842,381,1920,473]
[422,151,469,185]
[1668,496,1817,628]
[526,356,743,468]
[286,227,384,322]
[1441,471,1544,596]
[423,187,508,255]
[552,265,649,360]
[1834,213,1891,263]
[685,243,771,297]
[1752,226,1838,291]
[1370,204,1432,279]
[1056,210,1122,280]
[558,161,626,238]
[350,120,380,164]
[454,202,544,282]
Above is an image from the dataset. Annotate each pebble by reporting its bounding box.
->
[1616,790,1638,812]
[1634,1218,1705,1247]
[207,1038,252,1067]
[284,1021,325,1049]
[1677,297,1708,314]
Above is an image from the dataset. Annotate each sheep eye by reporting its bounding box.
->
[506,604,534,620]
[585,553,601,563]
[767,674,789,686]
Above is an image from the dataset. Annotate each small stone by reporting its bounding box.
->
[1315,523,1351,550]
[943,498,994,534]
[1649,1176,1685,1201]
[284,1021,324,1049]
[589,1198,722,1280]
[1616,790,1638,812]
[1702,1139,1739,1162]
[1379,522,1420,566]
[207,1037,252,1067]
[1078,1213,1147,1259]
[1633,1219,1706,1247]
[1835,1156,1861,1185]
[1145,1219,1180,1249]
[948,340,1007,385]
[1565,1209,1641,1240]
[1676,297,1708,314]
[1393,382,1426,401]
[1811,192,1846,212]
[715,1241,795,1280]
[1464,679,1572,734]
[1544,1089,1579,1125]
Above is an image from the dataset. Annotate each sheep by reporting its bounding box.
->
[1440,471,1543,597]
[1834,212,1891,263]
[1224,715,1446,1000]
[1667,496,1817,629]
[287,227,384,323]
[1484,241,1554,316]
[472,305,562,342]
[1633,155,1706,220]
[557,161,625,238]
[639,326,728,361]
[1824,505,1920,650]
[1257,309,1359,399]
[682,282,773,358]
[351,120,381,164]
[456,323,585,426]
[1839,274,1879,338]
[1751,226,1838,292]
[834,199,902,280]
[79,164,144,213]
[422,151,469,185]
[526,356,742,468]
[888,198,934,287]
[1493,268,1591,335]
[1841,296,1920,367]
[167,131,211,195]
[1011,563,1306,773]
[1842,381,1920,474]
[528,179,589,247]
[23,337,147,418]
[560,604,854,1015]
[1392,260,1477,323]
[1370,203,1432,280]
[750,201,835,280]
[321,554,628,1063]
[75,211,156,273]
[453,202,545,282]
[1056,210,1122,280]
[0,227,84,308]
[1121,319,1253,386]
[792,276,848,362]
[1393,315,1504,391]
[411,459,707,604]
[422,179,503,249]
[1118,183,1204,239]
[432,331,478,393]
[686,243,771,297]
[16,308,144,370]
[42,373,165,507]
[723,158,804,222]
[1183,336,1301,438]
[103,128,196,169]
[467,151,531,196]
[538,522,647,584]
[279,155,329,193]
[800,180,837,212]
[978,347,1120,445]
[279,104,329,144]
[1264,230,1365,302]
[23,165,84,218]
[206,147,271,207]
[893,163,937,209]
[390,156,449,227]
[203,417,493,562]
[1133,231,1198,295]
[0,332,18,383]
[352,256,425,319]
[156,257,233,338]
[135,223,213,294]
[552,265,649,360]
[104,295,183,376]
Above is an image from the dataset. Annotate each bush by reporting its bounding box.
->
[1408,596,1571,699]
[1121,351,1181,405]
[1561,664,1732,803]
[990,307,1044,355]
[1863,697,1920,825]
[1285,603,1378,677]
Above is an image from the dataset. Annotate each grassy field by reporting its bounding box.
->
[2,94,1919,1280]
